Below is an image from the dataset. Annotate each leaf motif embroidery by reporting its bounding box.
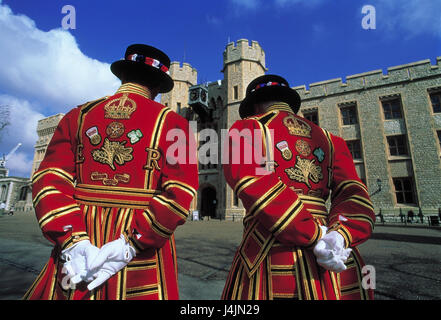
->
[285,156,323,187]
[92,138,133,170]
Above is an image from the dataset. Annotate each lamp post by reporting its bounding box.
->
[370,178,382,196]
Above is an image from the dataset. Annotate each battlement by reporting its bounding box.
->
[293,57,441,100]
[37,113,64,133]
[223,39,265,69]
[169,61,197,85]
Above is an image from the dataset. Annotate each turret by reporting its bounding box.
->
[160,62,197,117]
[222,39,267,126]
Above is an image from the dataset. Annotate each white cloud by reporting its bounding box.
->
[5,152,34,178]
[0,2,123,177]
[0,3,120,113]
[369,0,441,38]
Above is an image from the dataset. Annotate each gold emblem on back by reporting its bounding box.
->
[295,139,311,157]
[283,115,312,138]
[90,171,130,186]
[276,141,293,161]
[106,121,125,139]
[92,138,133,170]
[285,156,323,188]
[104,93,137,119]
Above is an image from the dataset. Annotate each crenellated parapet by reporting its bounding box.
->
[294,57,441,100]
[35,114,64,147]
[223,39,266,71]
[169,61,197,86]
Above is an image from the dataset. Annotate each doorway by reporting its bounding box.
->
[201,186,217,218]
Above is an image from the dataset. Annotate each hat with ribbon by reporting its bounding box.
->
[239,74,301,119]
[111,44,174,93]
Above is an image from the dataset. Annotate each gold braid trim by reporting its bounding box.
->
[32,168,75,186]
[33,186,62,207]
[38,204,80,229]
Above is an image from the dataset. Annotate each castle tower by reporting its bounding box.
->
[222,39,267,128]
[221,39,267,220]
[160,62,197,117]
[31,114,64,176]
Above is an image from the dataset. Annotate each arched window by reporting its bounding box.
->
[216,97,223,110]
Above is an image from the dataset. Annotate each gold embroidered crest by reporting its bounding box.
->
[92,138,133,170]
[85,126,102,146]
[104,93,137,119]
[106,121,125,139]
[283,115,312,138]
[276,141,293,161]
[90,171,130,185]
[295,139,311,157]
[285,156,323,187]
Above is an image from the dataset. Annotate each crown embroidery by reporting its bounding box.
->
[104,93,137,119]
[283,115,312,138]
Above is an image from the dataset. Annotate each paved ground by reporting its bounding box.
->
[1,213,440,300]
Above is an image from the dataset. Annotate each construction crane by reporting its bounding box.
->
[0,143,22,168]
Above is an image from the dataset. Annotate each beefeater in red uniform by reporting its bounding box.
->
[24,44,199,300]
[221,75,375,300]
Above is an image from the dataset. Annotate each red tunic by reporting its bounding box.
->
[24,83,199,300]
[221,103,375,300]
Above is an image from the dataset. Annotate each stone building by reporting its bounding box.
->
[161,39,441,219]
[0,143,31,212]
[0,113,65,213]
[293,58,441,217]
[0,174,31,212]
[30,39,441,219]
[31,114,65,176]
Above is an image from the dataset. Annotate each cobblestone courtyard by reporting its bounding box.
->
[0,213,440,300]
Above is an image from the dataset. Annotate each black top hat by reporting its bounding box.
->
[111,44,174,93]
[239,74,301,119]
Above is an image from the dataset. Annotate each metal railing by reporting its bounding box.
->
[375,207,441,227]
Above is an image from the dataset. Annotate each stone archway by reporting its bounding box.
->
[200,186,217,218]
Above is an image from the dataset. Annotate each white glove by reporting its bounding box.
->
[61,240,100,284]
[87,235,136,291]
[313,230,352,273]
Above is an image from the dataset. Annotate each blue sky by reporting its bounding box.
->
[0,0,440,177]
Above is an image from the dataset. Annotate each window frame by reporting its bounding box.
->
[381,97,403,120]
[346,139,363,160]
[386,134,409,157]
[393,177,417,205]
[429,91,441,114]
[339,104,358,126]
[233,86,239,100]
[303,110,319,125]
